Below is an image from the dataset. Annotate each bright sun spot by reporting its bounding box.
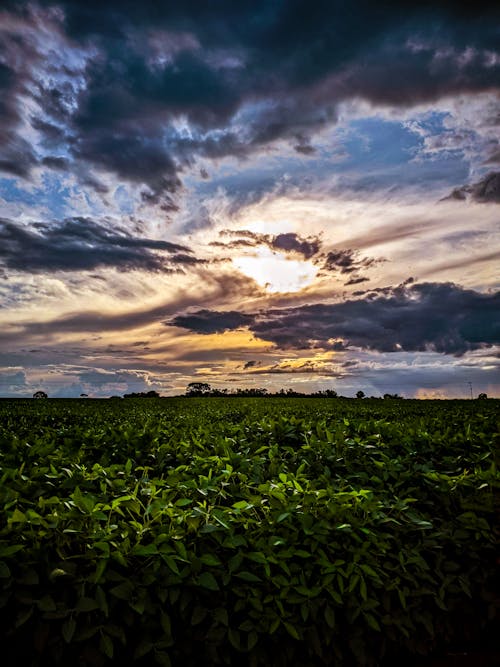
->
[233,246,318,293]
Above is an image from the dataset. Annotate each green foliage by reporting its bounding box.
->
[0,397,498,666]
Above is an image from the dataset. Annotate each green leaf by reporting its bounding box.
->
[198,572,219,591]
[160,611,172,637]
[76,597,100,613]
[228,628,241,650]
[154,651,172,667]
[214,608,229,626]
[325,605,336,629]
[0,544,23,558]
[110,581,134,600]
[0,561,11,578]
[100,634,114,659]
[134,640,154,659]
[192,605,207,625]
[132,543,158,556]
[360,577,367,601]
[38,595,56,612]
[62,618,76,643]
[199,553,222,566]
[398,589,407,609]
[360,564,378,579]
[235,571,261,582]
[284,622,300,640]
[248,631,258,651]
[233,500,252,510]
[161,554,180,575]
[9,509,26,524]
[364,613,381,632]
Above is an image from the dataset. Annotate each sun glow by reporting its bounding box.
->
[232,246,318,293]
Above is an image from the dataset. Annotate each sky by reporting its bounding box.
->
[0,0,499,399]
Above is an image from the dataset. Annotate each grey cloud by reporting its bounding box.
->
[0,135,38,178]
[321,248,381,275]
[41,156,69,170]
[167,309,254,335]
[0,20,43,179]
[445,171,500,203]
[3,1,498,201]
[216,230,321,259]
[169,281,500,356]
[0,217,197,273]
[345,276,370,286]
[471,172,500,203]
[272,232,321,258]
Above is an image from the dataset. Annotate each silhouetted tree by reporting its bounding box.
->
[477,393,488,400]
[33,391,48,399]
[80,393,88,398]
[186,382,211,396]
[356,390,365,399]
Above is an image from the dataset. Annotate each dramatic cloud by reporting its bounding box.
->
[167,309,254,335]
[169,282,500,355]
[446,171,500,203]
[2,1,499,203]
[0,217,198,273]
[0,2,499,397]
[215,230,321,259]
[320,249,383,283]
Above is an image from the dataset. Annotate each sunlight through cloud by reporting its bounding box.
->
[232,247,318,293]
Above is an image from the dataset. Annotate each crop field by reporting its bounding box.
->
[0,398,498,666]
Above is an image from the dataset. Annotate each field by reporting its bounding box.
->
[0,398,498,666]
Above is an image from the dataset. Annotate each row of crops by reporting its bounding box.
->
[0,398,498,665]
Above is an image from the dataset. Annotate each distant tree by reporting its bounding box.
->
[356,390,365,399]
[124,390,160,398]
[33,390,48,399]
[80,393,89,398]
[186,382,211,396]
[477,393,488,400]
[383,393,403,399]
[313,389,338,398]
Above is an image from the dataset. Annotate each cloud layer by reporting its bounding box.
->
[169,282,500,355]
[0,217,198,273]
[1,1,499,206]
[0,2,499,397]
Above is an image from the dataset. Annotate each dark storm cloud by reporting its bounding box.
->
[41,156,69,170]
[445,171,500,203]
[272,232,321,258]
[2,1,499,199]
[216,230,321,259]
[167,310,254,335]
[0,14,44,178]
[0,217,197,273]
[345,276,370,286]
[169,282,500,356]
[321,249,381,274]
